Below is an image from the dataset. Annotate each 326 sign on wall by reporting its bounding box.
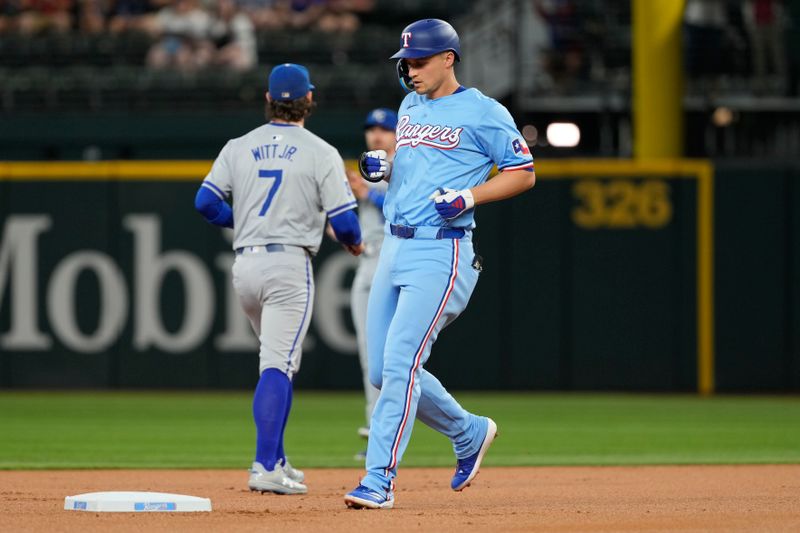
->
[571,179,673,230]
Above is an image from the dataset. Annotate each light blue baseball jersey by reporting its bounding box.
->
[385,87,534,229]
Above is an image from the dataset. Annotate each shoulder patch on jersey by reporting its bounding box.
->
[512,138,530,156]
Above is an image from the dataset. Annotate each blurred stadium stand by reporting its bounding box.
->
[0,0,799,158]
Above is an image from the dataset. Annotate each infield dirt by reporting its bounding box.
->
[2,466,799,532]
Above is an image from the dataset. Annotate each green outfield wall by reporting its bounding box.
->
[0,160,797,391]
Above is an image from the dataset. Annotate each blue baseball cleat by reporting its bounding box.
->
[344,484,395,509]
[451,417,498,491]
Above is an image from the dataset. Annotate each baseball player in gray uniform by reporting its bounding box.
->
[347,108,397,459]
[194,63,364,495]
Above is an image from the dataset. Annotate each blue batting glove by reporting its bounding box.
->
[358,150,391,183]
[429,187,475,220]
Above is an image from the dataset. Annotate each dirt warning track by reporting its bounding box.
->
[2,466,799,532]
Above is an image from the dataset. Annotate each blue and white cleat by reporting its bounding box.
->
[451,417,498,491]
[344,484,394,509]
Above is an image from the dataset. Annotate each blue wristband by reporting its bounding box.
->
[329,209,362,246]
[195,186,234,228]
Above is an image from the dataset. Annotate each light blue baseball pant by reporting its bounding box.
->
[361,228,488,493]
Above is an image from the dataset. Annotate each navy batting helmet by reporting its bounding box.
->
[391,19,460,92]
[390,19,461,61]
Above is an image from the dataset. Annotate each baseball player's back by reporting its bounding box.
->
[196,63,363,497]
[206,124,355,254]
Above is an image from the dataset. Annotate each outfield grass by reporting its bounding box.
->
[1,392,799,469]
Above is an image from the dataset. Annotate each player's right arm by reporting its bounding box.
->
[195,186,233,228]
[469,103,536,204]
[469,168,535,204]
[431,102,535,220]
[329,209,362,249]
[195,141,235,228]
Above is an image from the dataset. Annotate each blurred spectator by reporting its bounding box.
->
[109,0,165,34]
[285,0,324,30]
[16,0,74,34]
[683,0,741,87]
[316,0,368,33]
[742,0,788,93]
[235,0,286,30]
[78,0,110,33]
[146,0,214,71]
[0,0,22,32]
[534,0,588,92]
[209,0,256,70]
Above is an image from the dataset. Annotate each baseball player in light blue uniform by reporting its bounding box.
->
[195,63,364,495]
[347,108,397,457]
[344,19,535,509]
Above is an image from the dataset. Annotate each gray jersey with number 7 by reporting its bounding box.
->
[202,123,356,253]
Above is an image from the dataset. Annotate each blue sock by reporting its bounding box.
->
[276,379,293,463]
[253,368,291,471]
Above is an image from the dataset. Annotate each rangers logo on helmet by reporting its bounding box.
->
[390,19,461,61]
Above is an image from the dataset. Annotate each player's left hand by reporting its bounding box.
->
[429,187,475,220]
[343,242,365,256]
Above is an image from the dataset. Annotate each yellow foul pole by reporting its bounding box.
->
[633,0,685,158]
[633,1,715,395]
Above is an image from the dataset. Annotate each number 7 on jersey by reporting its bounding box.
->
[258,169,283,216]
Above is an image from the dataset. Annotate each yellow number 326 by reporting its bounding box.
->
[571,179,673,229]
